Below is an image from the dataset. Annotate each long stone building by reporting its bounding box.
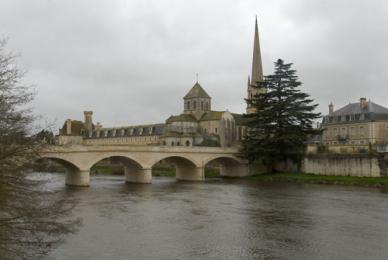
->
[57,18,265,147]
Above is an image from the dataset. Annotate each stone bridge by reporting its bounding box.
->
[40,145,250,186]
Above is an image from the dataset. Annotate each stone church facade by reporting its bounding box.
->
[58,18,265,148]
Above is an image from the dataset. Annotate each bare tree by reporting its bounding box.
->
[0,39,80,260]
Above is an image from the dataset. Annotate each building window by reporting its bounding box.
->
[187,101,190,110]
[386,125,388,130]
[205,102,208,110]
[215,128,218,133]
[163,141,166,145]
[350,127,354,136]
[186,140,190,146]
[193,101,197,109]
[177,141,180,146]
[201,101,204,110]
[171,141,175,146]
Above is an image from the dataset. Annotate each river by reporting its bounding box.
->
[33,173,388,260]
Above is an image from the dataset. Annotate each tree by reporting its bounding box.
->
[0,39,79,260]
[241,59,321,170]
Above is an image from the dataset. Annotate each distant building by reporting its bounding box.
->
[321,98,388,152]
[57,18,265,147]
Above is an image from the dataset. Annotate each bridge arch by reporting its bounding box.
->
[38,155,89,186]
[89,155,151,184]
[38,156,80,172]
[204,156,249,177]
[151,156,204,181]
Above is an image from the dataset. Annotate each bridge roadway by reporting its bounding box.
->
[40,145,250,186]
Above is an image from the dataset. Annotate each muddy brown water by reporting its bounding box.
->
[31,173,388,260]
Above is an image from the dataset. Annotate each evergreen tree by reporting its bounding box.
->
[241,59,321,169]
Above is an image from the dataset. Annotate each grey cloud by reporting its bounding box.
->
[0,0,387,130]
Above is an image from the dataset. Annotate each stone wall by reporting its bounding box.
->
[302,154,386,177]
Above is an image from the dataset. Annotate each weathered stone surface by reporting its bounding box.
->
[302,155,382,177]
[40,145,251,186]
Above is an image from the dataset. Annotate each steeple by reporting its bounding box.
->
[246,16,265,114]
[251,16,263,85]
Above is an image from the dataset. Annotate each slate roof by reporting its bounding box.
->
[232,113,249,126]
[183,82,211,99]
[323,101,388,124]
[90,123,165,138]
[331,101,388,116]
[166,114,197,123]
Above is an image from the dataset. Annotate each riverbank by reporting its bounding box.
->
[247,173,388,188]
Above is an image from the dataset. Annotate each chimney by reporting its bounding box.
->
[329,102,334,114]
[84,111,93,132]
[65,119,72,135]
[360,98,367,109]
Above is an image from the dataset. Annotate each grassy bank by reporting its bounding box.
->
[248,173,388,187]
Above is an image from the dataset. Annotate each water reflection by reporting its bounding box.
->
[34,173,388,260]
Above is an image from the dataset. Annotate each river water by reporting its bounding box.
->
[36,173,388,260]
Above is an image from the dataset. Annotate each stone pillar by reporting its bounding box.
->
[176,166,205,181]
[220,164,250,177]
[65,169,90,187]
[125,167,152,183]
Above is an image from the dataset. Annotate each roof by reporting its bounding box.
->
[61,120,86,135]
[231,113,248,125]
[88,123,165,138]
[200,111,225,121]
[166,114,197,123]
[323,100,388,124]
[331,101,388,116]
[183,82,211,99]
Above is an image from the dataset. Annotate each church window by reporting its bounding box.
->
[187,101,190,110]
[177,141,180,146]
[215,128,218,133]
[385,125,388,130]
[163,141,166,145]
[171,141,175,146]
[205,102,209,110]
[186,140,190,146]
[201,101,204,110]
[193,101,197,109]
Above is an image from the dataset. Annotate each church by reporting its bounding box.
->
[57,18,264,147]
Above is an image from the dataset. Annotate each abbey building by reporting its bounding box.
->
[58,18,264,147]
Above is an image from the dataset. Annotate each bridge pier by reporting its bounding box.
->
[176,166,205,181]
[125,167,152,184]
[219,164,250,177]
[65,169,90,187]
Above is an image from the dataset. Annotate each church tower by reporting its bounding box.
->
[183,81,211,120]
[246,16,265,114]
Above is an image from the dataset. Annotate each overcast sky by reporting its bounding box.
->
[1,0,387,130]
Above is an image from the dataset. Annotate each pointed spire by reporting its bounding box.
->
[251,16,263,84]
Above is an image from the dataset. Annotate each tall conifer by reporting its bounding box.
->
[241,59,321,168]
